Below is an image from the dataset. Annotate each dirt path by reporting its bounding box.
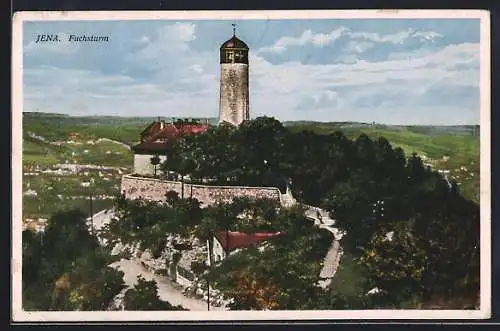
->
[97,138,132,151]
[110,258,227,311]
[97,209,227,311]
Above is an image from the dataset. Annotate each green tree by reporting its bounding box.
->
[207,207,332,310]
[123,276,186,310]
[150,154,161,177]
[23,209,126,311]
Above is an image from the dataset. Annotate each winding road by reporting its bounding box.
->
[88,209,224,311]
[110,258,225,311]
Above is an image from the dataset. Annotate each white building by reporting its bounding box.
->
[207,231,282,266]
[131,119,208,176]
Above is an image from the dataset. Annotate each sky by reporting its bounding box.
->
[21,18,481,125]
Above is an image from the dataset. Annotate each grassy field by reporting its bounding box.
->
[22,167,124,219]
[23,136,133,168]
[23,121,145,147]
[286,122,479,162]
[22,113,143,220]
[23,137,63,166]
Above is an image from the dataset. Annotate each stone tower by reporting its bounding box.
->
[219,25,250,126]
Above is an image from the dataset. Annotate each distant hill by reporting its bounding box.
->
[23,112,219,126]
[22,112,220,145]
[282,120,479,136]
[23,112,479,135]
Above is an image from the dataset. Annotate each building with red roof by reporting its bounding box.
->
[207,230,283,265]
[132,118,209,176]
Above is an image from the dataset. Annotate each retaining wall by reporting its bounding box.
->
[120,174,282,206]
[175,272,193,288]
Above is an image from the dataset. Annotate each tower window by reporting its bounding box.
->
[226,51,235,63]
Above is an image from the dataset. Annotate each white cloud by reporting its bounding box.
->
[137,35,151,44]
[387,47,436,60]
[189,64,204,74]
[23,65,219,117]
[122,22,218,97]
[348,28,443,45]
[253,43,478,89]
[257,27,349,53]
[125,23,197,66]
[249,42,479,123]
[22,21,478,125]
[412,30,444,42]
[258,27,444,54]
[350,29,408,44]
[343,40,375,53]
[336,54,359,64]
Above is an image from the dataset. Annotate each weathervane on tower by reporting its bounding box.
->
[232,23,236,36]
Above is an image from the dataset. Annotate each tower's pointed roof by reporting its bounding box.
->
[220,35,249,49]
[221,25,248,49]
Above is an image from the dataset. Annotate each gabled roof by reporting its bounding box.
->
[145,122,209,142]
[133,121,209,154]
[140,121,162,137]
[214,231,283,252]
[147,124,181,141]
[178,124,210,135]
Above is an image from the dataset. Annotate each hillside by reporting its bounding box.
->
[20,113,481,311]
[285,122,480,204]
[23,112,219,146]
[21,113,480,222]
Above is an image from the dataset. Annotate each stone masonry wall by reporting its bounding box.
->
[120,175,182,202]
[121,175,281,206]
[219,63,249,126]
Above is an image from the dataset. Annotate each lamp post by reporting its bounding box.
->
[181,174,185,199]
[207,275,210,311]
[39,226,45,246]
[89,178,95,235]
[200,265,211,311]
[206,229,212,311]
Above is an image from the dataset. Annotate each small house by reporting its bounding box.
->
[131,118,209,176]
[207,231,283,266]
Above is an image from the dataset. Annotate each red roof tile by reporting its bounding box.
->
[148,124,181,141]
[146,123,208,141]
[140,121,162,137]
[134,121,209,153]
[215,231,282,251]
[179,124,209,135]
